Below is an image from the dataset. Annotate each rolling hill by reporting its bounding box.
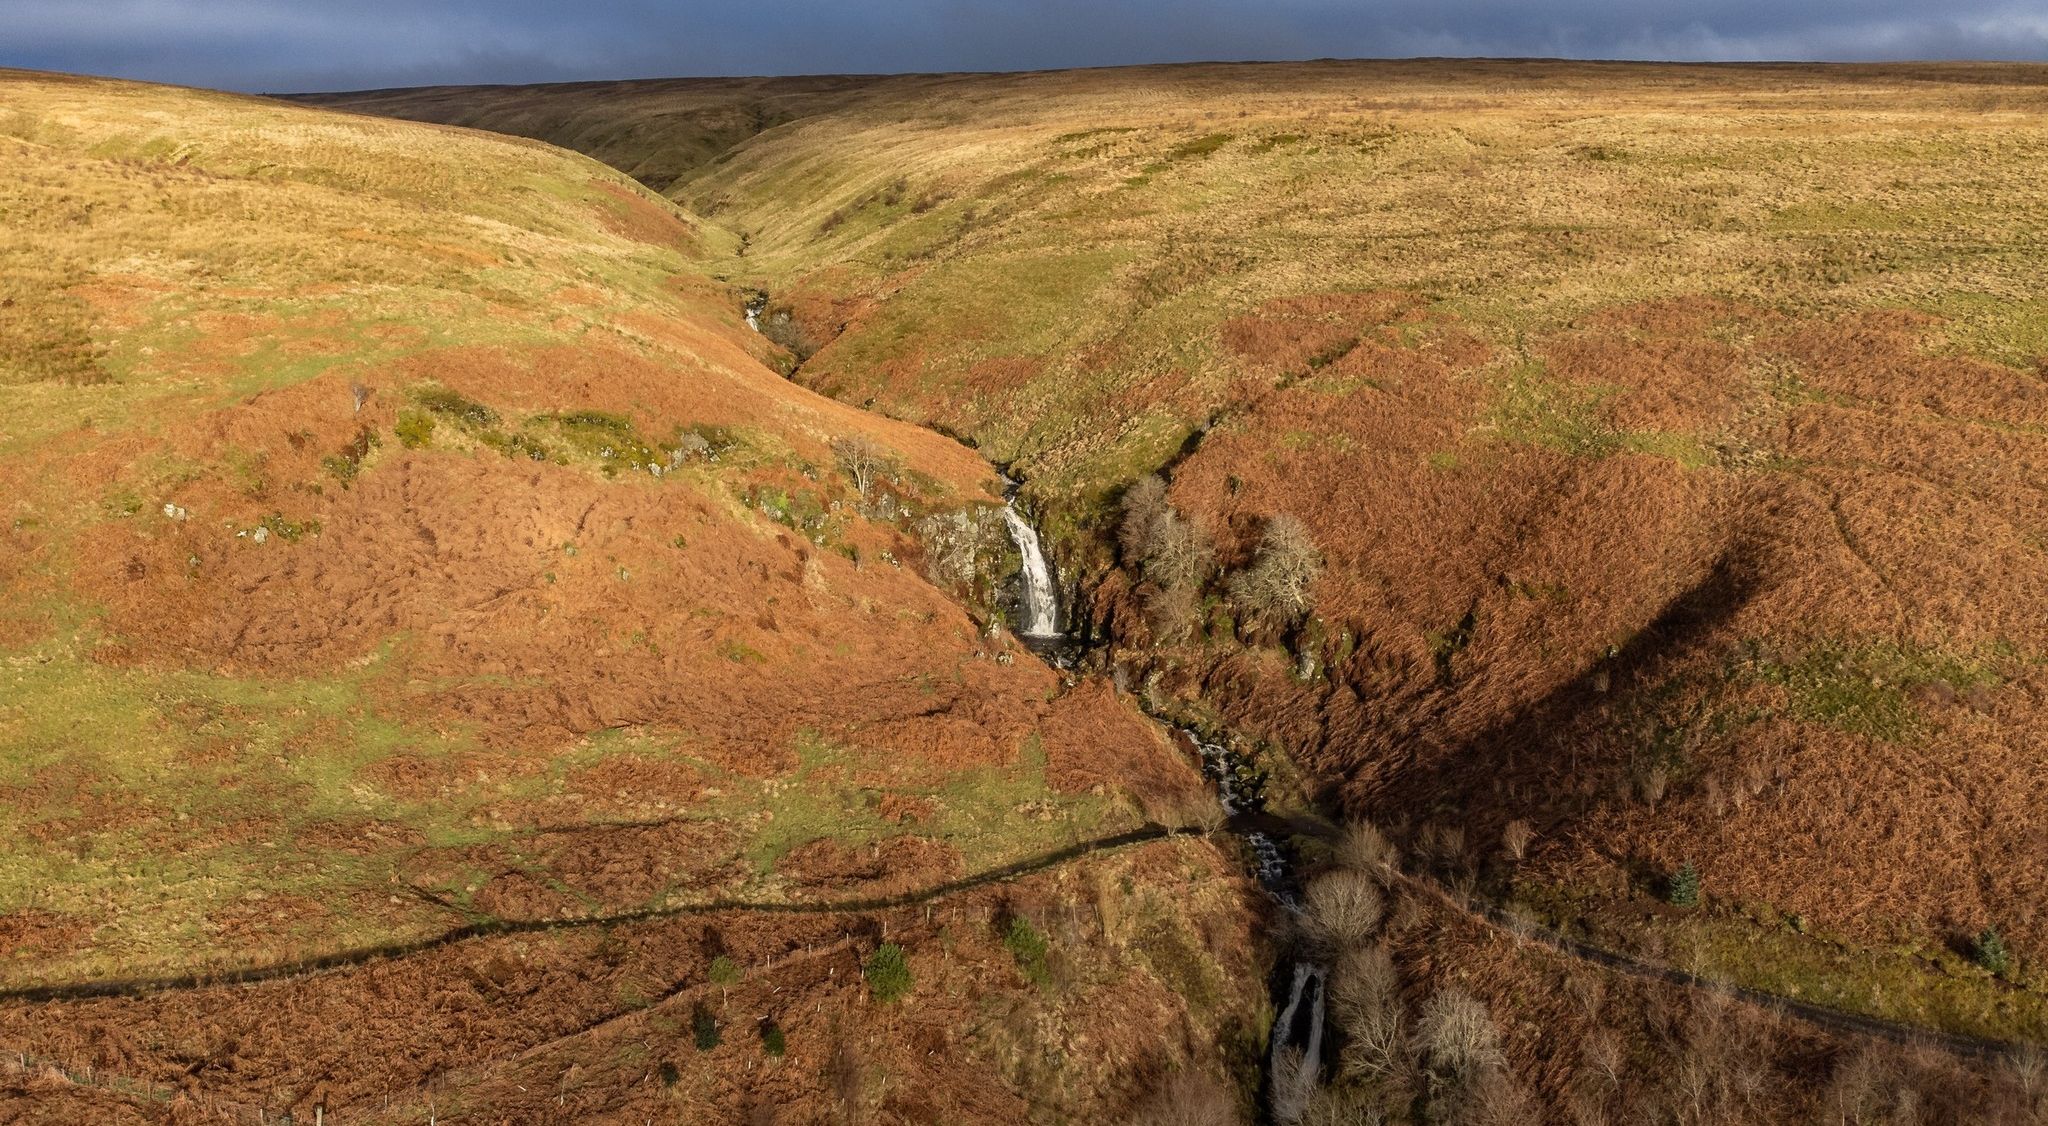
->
[7,55,2048,1123]
[308,58,2048,1119]
[0,68,1261,1122]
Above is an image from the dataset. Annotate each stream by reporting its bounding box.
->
[744,290,1327,1118]
[1000,501,1328,1122]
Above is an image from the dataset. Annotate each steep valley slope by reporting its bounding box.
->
[0,69,1265,1123]
[306,58,2048,1118]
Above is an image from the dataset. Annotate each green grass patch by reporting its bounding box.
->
[1753,641,1994,742]
[1004,915,1053,988]
[864,942,913,1002]
[1167,133,1234,161]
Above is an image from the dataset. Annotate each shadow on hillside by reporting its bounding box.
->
[1380,545,1762,850]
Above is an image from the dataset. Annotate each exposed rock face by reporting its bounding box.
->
[914,503,1016,623]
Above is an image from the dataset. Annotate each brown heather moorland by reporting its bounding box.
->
[310,56,2048,1113]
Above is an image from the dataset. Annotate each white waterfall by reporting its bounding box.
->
[1002,501,1061,638]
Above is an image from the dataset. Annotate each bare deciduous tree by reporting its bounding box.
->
[1271,1046,1318,1126]
[1147,786,1226,835]
[1128,1069,1241,1126]
[1334,820,1398,874]
[1417,989,1505,1089]
[1228,513,1321,629]
[1638,765,1670,809]
[349,381,370,414]
[1148,509,1215,591]
[1300,1086,1389,1126]
[1305,868,1385,951]
[1333,945,1404,1083]
[831,435,890,501]
[2010,1044,2046,1107]
[1122,474,1215,593]
[1120,475,1170,563]
[1143,581,1203,644]
[1502,819,1535,862]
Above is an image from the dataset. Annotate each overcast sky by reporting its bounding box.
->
[4,0,2045,93]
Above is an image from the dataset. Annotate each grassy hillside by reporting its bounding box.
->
[318,58,2048,1064]
[0,69,1264,1122]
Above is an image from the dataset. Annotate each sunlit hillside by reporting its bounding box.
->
[0,69,1261,1122]
[315,58,2048,1119]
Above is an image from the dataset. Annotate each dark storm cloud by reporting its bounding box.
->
[3,0,2044,92]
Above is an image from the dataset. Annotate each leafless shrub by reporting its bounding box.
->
[1566,972,1606,1022]
[1128,1068,1241,1126]
[1582,1028,1624,1092]
[1416,822,1469,876]
[349,381,370,413]
[1740,757,1770,798]
[1386,887,1427,936]
[831,435,890,501]
[1305,868,1385,951]
[1637,766,1669,809]
[1270,1046,1317,1126]
[1300,1085,1387,1126]
[1228,513,1322,630]
[1466,1071,1538,1126]
[1567,1085,1612,1126]
[1823,1048,1887,1126]
[1416,989,1505,1088]
[1333,945,1403,1083]
[1119,475,1170,563]
[1333,819,1398,874]
[1144,581,1204,644]
[1501,819,1534,862]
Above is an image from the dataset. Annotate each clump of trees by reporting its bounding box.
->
[1120,475,1217,643]
[1117,474,1321,647]
[1289,823,2048,1125]
[1286,818,1529,1126]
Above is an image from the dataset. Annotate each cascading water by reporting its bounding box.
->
[1187,728,1328,1122]
[998,494,1323,1119]
[1002,500,1061,639]
[743,292,767,332]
